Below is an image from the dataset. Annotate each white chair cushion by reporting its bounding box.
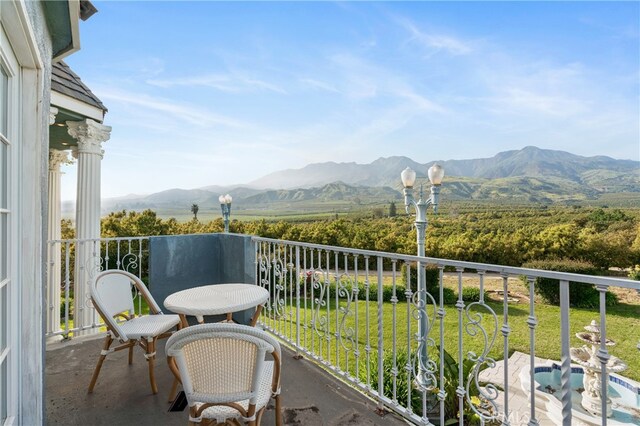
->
[194,361,274,423]
[119,314,180,340]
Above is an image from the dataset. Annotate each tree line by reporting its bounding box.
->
[61,205,640,270]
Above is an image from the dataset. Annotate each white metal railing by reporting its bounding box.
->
[45,237,150,338]
[253,236,640,426]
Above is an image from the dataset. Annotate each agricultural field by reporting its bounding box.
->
[61,202,640,271]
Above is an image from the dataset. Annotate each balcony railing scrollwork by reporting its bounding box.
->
[46,236,150,339]
[253,236,640,426]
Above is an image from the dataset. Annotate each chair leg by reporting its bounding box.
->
[146,337,158,394]
[187,407,198,426]
[274,395,282,426]
[88,334,113,393]
[249,305,264,327]
[179,314,189,329]
[255,407,265,426]
[167,377,179,403]
[128,342,134,365]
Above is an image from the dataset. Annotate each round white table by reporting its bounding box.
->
[163,283,269,327]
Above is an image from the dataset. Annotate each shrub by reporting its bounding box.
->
[358,349,424,415]
[358,348,484,424]
[400,262,440,291]
[629,265,640,281]
[400,262,458,305]
[439,288,458,305]
[461,287,481,303]
[355,283,408,303]
[305,278,409,303]
[298,271,456,306]
[521,259,617,308]
[410,286,457,305]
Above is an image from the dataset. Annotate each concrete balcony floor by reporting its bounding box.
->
[46,334,407,426]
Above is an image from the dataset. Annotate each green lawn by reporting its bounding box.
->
[262,296,640,383]
[60,285,639,384]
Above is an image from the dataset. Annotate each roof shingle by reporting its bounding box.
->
[52,61,107,112]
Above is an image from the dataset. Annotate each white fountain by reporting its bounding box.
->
[569,320,628,418]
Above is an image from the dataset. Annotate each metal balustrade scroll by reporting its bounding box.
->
[45,236,150,339]
[526,276,539,426]
[253,236,640,426]
[559,279,572,426]
[464,270,500,423]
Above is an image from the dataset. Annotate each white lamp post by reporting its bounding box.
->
[219,194,232,233]
[401,164,444,388]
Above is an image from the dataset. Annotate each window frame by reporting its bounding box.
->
[0,20,20,426]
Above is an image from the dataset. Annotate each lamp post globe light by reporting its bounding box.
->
[401,164,444,388]
[219,194,232,233]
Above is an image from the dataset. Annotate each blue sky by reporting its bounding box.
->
[62,1,640,200]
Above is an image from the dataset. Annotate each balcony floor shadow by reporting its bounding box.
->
[46,333,408,426]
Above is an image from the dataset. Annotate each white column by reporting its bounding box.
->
[67,119,111,335]
[46,149,72,335]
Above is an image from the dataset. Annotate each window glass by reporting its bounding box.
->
[0,357,6,422]
[0,214,5,281]
[0,66,6,136]
[0,142,6,209]
[0,284,5,352]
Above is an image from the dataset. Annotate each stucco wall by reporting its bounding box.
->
[23,1,53,424]
[149,233,256,325]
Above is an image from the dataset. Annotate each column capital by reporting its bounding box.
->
[49,149,73,171]
[67,119,112,158]
[49,106,59,125]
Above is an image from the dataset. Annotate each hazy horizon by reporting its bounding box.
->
[60,146,639,203]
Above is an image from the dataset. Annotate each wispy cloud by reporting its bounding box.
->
[579,16,639,39]
[154,150,236,167]
[97,57,166,79]
[329,53,446,113]
[146,73,286,94]
[476,62,593,117]
[489,87,589,116]
[96,87,244,128]
[395,16,472,56]
[348,106,416,144]
[391,85,446,113]
[299,78,341,93]
[329,54,379,99]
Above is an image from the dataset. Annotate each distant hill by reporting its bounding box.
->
[249,146,639,191]
[99,182,400,213]
[242,182,399,204]
[102,186,250,213]
[87,146,639,217]
[249,156,425,190]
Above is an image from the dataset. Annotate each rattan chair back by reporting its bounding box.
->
[166,323,282,424]
[91,270,154,340]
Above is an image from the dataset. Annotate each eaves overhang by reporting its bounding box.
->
[50,60,107,149]
[43,0,81,61]
[51,61,107,115]
[51,91,104,123]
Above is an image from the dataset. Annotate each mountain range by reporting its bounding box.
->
[250,146,638,190]
[94,146,639,215]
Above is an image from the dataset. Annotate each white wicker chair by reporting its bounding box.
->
[88,270,181,394]
[166,323,283,426]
